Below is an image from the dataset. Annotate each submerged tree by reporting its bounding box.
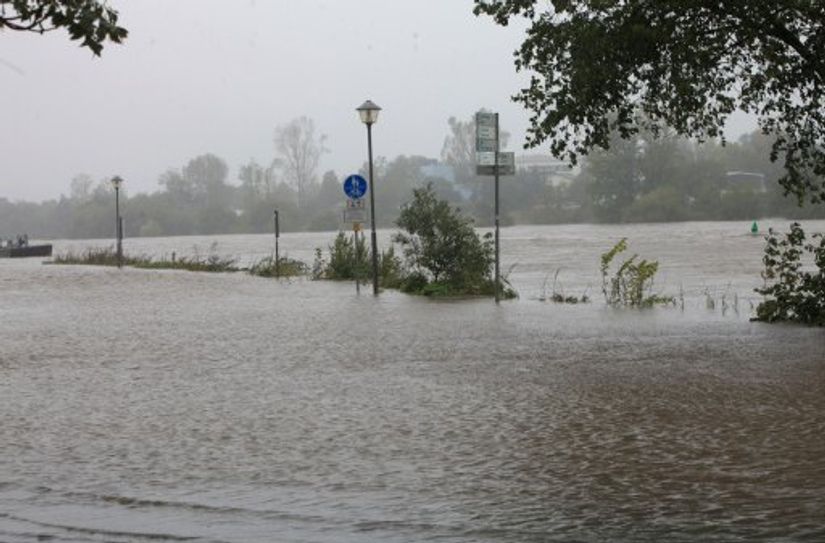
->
[755,223,825,325]
[474,1,825,203]
[0,0,127,55]
[394,184,513,297]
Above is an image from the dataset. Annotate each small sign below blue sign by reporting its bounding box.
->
[343,174,368,199]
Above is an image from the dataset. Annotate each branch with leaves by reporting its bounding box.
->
[474,0,825,204]
[1,0,127,55]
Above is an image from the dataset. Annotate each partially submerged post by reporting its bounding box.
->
[475,112,515,303]
[273,209,280,277]
[356,100,381,296]
[110,176,123,268]
[342,174,369,294]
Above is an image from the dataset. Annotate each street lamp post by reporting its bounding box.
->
[111,176,123,268]
[273,209,280,277]
[357,99,381,296]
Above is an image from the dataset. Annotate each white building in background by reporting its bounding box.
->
[515,154,577,186]
[724,171,767,193]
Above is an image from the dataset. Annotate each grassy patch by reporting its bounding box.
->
[54,247,238,273]
[247,255,308,278]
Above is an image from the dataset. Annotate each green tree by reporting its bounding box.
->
[394,183,501,296]
[238,159,271,203]
[756,223,825,324]
[582,132,642,222]
[1,0,127,55]
[182,153,230,207]
[314,170,341,209]
[475,1,825,203]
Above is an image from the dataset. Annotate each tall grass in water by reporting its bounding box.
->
[54,247,238,272]
[247,255,307,278]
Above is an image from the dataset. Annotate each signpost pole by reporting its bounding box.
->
[352,223,361,295]
[494,113,500,304]
[476,111,511,303]
[342,175,369,294]
[275,210,281,277]
[367,124,379,295]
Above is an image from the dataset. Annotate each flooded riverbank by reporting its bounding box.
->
[1,222,823,542]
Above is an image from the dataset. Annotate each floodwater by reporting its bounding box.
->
[1,222,823,542]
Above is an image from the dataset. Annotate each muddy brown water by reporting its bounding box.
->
[1,222,823,542]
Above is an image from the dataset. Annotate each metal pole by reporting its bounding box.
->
[274,209,280,277]
[354,228,361,295]
[494,113,500,304]
[367,122,379,295]
[115,186,122,268]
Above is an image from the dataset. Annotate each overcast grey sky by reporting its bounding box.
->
[1,0,756,203]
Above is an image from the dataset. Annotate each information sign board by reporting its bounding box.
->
[343,198,367,224]
[476,125,497,139]
[476,152,496,166]
[476,152,516,176]
[475,112,496,128]
[476,138,498,152]
[475,112,498,153]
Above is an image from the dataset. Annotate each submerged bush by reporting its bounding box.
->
[755,222,825,325]
[54,246,121,266]
[540,269,590,304]
[394,184,516,298]
[54,246,238,272]
[600,238,673,307]
[313,232,404,288]
[326,231,370,280]
[248,255,307,278]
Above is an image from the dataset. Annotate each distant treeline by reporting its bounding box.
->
[2,118,824,240]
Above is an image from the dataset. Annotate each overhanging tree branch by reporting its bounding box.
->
[0,0,127,55]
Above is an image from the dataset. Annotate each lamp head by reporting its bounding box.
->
[356,100,381,125]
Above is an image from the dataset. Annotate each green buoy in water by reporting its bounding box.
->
[751,221,759,235]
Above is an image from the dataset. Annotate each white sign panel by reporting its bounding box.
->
[476,152,514,166]
[476,152,496,166]
[477,164,515,176]
[343,208,368,223]
[476,152,516,176]
[497,152,515,166]
[475,112,498,152]
[476,125,497,140]
[476,138,497,152]
[475,112,496,128]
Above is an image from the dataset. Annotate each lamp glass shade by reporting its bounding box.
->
[357,100,381,125]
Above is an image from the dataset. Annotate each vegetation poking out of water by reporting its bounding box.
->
[247,255,307,278]
[600,238,674,307]
[312,232,404,289]
[540,269,590,304]
[313,232,368,281]
[310,186,516,299]
[54,246,238,273]
[393,184,517,299]
[755,222,825,325]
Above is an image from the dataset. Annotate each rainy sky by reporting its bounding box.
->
[1,0,755,202]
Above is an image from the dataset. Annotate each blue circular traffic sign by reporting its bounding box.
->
[343,174,368,199]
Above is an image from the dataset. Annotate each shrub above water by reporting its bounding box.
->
[394,184,515,298]
[755,223,825,325]
[600,238,673,307]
